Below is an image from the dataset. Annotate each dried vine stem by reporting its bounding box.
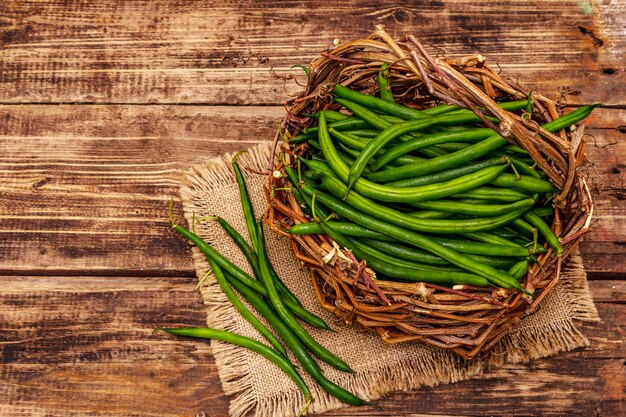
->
[266,27,593,359]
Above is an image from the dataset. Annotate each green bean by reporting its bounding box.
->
[301,186,527,292]
[460,231,525,248]
[289,221,395,241]
[319,222,492,287]
[504,155,541,178]
[444,100,532,115]
[344,111,504,191]
[524,211,563,256]
[490,173,554,193]
[234,161,304,308]
[321,175,529,234]
[371,128,494,171]
[368,134,507,182]
[450,186,530,202]
[343,129,380,138]
[304,154,511,204]
[173,224,332,330]
[350,239,465,273]
[428,236,531,257]
[386,157,508,187]
[329,128,425,164]
[334,98,394,130]
[511,218,537,235]
[411,197,535,217]
[334,84,529,120]
[206,258,287,356]
[334,84,429,120]
[161,327,311,403]
[233,159,258,249]
[214,216,262,278]
[532,207,555,217]
[255,221,354,373]
[227,274,367,406]
[302,117,370,136]
[508,260,530,280]
[541,104,598,133]
[408,210,452,219]
[378,63,395,103]
[288,223,517,269]
[285,165,332,220]
[360,238,519,269]
[308,110,350,121]
[370,105,597,183]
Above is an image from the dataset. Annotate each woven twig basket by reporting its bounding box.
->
[265,26,593,359]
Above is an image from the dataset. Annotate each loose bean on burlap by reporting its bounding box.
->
[179,142,599,417]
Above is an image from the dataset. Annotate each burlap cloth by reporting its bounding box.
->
[180,143,599,417]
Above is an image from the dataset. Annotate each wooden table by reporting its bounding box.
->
[1,1,624,416]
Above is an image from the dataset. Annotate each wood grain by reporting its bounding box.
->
[0,277,623,417]
[0,105,624,276]
[0,0,623,105]
[1,1,624,416]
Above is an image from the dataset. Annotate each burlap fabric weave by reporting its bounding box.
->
[180,143,600,417]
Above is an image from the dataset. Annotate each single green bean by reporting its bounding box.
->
[233,159,258,249]
[302,117,370,136]
[450,187,530,202]
[541,104,598,133]
[532,207,555,217]
[524,211,563,256]
[308,110,350,121]
[428,236,531,257]
[371,128,493,171]
[460,231,525,248]
[255,221,354,373]
[490,173,554,193]
[162,327,310,402]
[408,210,452,219]
[411,197,535,217]
[343,129,380,138]
[508,260,530,280]
[511,218,537,235]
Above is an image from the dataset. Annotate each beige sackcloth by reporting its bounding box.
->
[180,143,599,417]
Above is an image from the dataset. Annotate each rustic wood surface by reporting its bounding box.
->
[1,1,624,416]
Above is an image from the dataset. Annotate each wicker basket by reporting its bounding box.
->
[265,26,593,359]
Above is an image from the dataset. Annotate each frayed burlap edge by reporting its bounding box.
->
[179,142,599,417]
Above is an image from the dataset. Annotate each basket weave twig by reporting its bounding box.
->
[265,26,593,359]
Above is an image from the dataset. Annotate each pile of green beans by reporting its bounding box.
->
[162,159,368,412]
[287,80,597,292]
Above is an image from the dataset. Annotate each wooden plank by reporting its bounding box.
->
[0,0,623,105]
[1,105,624,276]
[0,277,623,416]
